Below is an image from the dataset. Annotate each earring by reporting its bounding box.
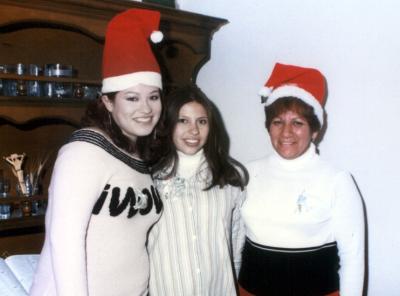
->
[153,129,157,140]
[107,112,113,127]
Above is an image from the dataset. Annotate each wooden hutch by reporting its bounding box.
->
[0,0,227,257]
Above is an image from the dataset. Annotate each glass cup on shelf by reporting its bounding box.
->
[3,63,27,96]
[43,64,75,99]
[16,175,42,216]
[83,85,101,100]
[0,64,5,96]
[27,64,43,97]
[73,83,100,100]
[0,178,11,219]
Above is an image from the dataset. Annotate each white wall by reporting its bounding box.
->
[178,0,400,295]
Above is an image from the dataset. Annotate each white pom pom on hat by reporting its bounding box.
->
[259,63,326,125]
[102,8,163,93]
[150,31,164,43]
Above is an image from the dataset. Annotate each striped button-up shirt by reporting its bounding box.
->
[148,161,246,296]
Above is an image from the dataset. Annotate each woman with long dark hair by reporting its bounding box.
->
[148,84,248,295]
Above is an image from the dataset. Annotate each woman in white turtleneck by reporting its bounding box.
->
[148,84,249,296]
[239,63,365,296]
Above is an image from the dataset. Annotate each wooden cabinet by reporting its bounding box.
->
[0,0,227,256]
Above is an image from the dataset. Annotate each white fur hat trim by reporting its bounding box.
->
[102,71,162,93]
[259,86,272,97]
[266,84,324,125]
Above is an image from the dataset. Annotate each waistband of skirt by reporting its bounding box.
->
[246,237,337,253]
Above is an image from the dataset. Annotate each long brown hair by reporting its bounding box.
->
[152,84,248,190]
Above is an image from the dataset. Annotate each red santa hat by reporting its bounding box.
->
[101,8,163,93]
[259,63,326,125]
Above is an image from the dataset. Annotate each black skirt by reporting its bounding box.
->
[238,238,340,296]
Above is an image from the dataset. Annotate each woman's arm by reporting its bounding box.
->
[47,142,107,296]
[231,187,247,276]
[332,171,365,296]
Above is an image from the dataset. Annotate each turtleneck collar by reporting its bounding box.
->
[271,142,318,170]
[177,149,205,179]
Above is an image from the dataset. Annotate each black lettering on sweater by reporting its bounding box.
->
[151,186,163,214]
[127,188,138,218]
[109,187,130,216]
[92,184,163,218]
[92,184,111,215]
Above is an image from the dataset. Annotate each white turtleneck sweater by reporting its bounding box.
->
[176,150,204,179]
[241,144,364,296]
[148,149,246,296]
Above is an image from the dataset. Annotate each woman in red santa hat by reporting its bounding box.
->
[238,63,365,296]
[30,8,164,296]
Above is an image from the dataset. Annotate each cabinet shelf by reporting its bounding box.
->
[0,73,101,85]
[0,96,92,105]
[0,215,45,233]
[0,195,47,205]
[0,195,47,232]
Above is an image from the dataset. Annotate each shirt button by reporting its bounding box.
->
[192,235,197,240]
[196,268,201,273]
[188,206,193,211]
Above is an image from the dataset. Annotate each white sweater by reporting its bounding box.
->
[241,144,365,296]
[30,129,162,296]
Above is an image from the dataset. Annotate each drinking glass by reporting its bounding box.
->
[28,64,43,97]
[0,179,11,219]
[44,64,74,99]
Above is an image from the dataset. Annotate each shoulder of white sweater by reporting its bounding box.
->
[246,152,352,180]
[316,155,352,178]
[246,155,270,171]
[59,135,106,157]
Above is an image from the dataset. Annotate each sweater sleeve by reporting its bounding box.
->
[231,187,247,276]
[331,171,365,296]
[47,142,108,296]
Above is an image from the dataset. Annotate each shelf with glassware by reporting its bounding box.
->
[0,195,46,232]
[0,153,49,229]
[0,70,100,125]
[0,72,101,102]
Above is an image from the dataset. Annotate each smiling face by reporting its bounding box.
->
[102,84,162,141]
[172,101,209,155]
[269,109,317,160]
